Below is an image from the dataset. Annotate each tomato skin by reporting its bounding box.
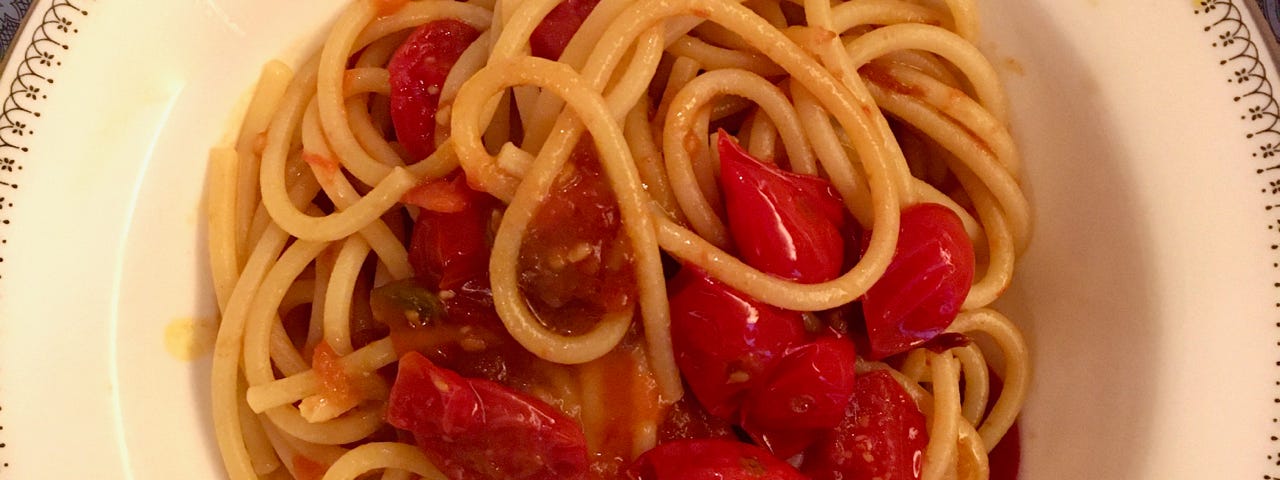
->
[861,203,975,359]
[389,20,481,161]
[740,337,857,458]
[743,337,857,430]
[718,131,845,284]
[387,352,589,480]
[625,439,809,480]
[529,0,600,59]
[802,369,929,480]
[667,267,806,420]
[407,177,495,291]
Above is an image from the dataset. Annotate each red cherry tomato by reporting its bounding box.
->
[408,176,495,291]
[740,337,857,457]
[802,369,929,480]
[626,439,808,480]
[738,336,856,458]
[667,266,806,420]
[387,352,589,480]
[718,130,845,283]
[389,20,481,161]
[861,203,975,359]
[743,337,857,430]
[986,368,1021,480]
[530,0,600,59]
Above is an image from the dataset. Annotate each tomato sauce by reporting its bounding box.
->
[990,420,1022,480]
[291,455,328,480]
[657,392,736,443]
[312,341,361,410]
[987,368,1022,479]
[518,141,637,336]
[583,343,660,477]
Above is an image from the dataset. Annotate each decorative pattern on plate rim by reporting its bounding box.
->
[0,0,89,475]
[1198,0,1280,475]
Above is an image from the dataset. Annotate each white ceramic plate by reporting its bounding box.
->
[0,0,1275,478]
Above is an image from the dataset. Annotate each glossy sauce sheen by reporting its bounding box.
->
[518,142,636,335]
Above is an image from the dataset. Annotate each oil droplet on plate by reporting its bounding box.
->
[164,317,217,361]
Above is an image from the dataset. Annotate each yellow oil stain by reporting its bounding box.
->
[1003,56,1026,76]
[165,316,218,361]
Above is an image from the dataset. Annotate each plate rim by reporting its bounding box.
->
[1197,0,1280,475]
[0,0,91,474]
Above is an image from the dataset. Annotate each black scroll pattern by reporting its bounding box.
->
[0,0,88,476]
[1199,0,1280,476]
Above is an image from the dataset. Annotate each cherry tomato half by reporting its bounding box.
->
[861,203,975,359]
[718,131,845,283]
[387,352,589,480]
[740,336,857,457]
[407,175,495,291]
[802,369,929,480]
[388,20,481,161]
[667,266,806,420]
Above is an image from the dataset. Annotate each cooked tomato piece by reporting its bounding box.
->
[740,336,857,458]
[312,341,361,411]
[861,203,975,359]
[387,352,590,480]
[802,369,929,480]
[718,130,845,283]
[742,337,857,430]
[389,20,481,160]
[407,175,496,291]
[530,0,600,59]
[518,141,636,335]
[667,266,806,420]
[625,439,807,480]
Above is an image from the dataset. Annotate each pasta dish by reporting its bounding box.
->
[205,0,1031,477]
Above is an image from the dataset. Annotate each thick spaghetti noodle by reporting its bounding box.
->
[206,0,1032,477]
